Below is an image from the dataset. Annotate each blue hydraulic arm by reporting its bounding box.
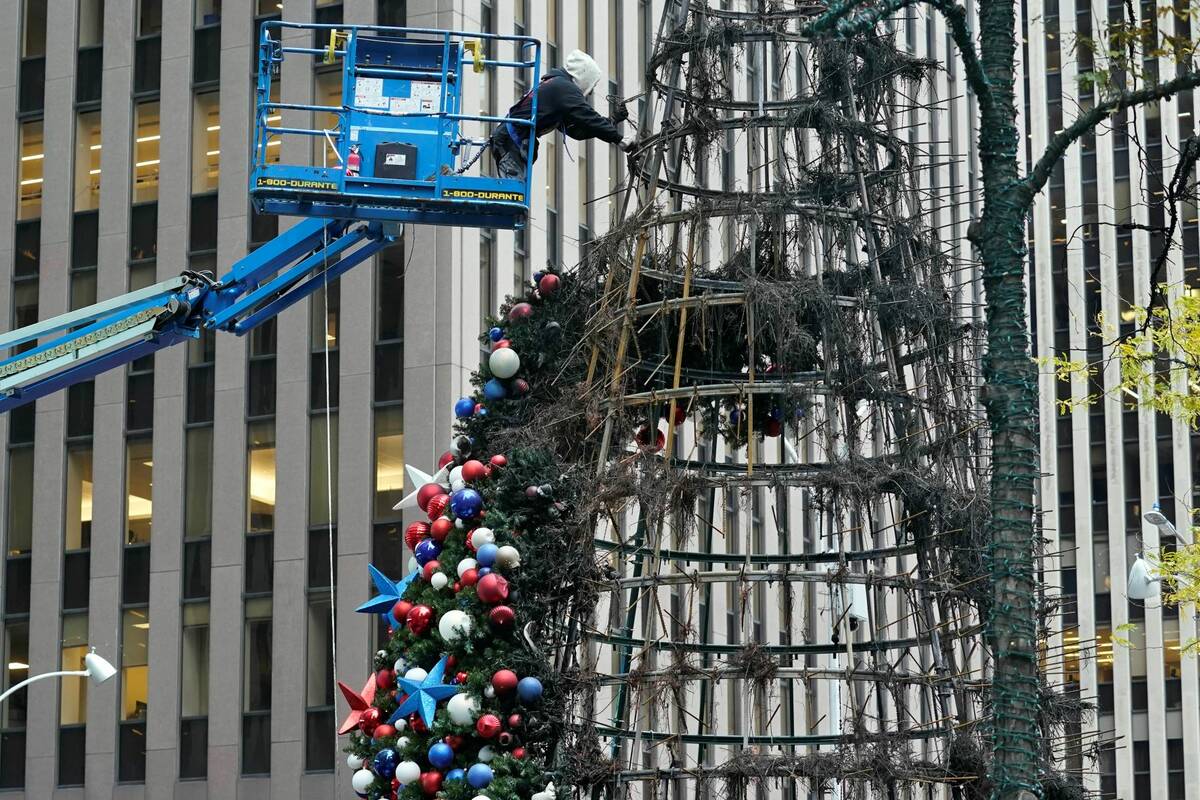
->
[0,21,536,415]
[0,218,392,414]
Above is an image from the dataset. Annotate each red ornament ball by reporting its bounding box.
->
[406,604,434,636]
[446,655,457,668]
[437,450,456,469]
[475,713,502,739]
[405,521,430,549]
[491,669,519,694]
[421,560,441,581]
[492,338,511,350]
[635,425,666,452]
[372,723,396,739]
[461,459,488,482]
[672,405,687,425]
[512,746,527,759]
[453,581,461,592]
[358,706,381,735]
[460,568,479,587]
[454,671,469,685]
[763,418,782,437]
[416,483,444,512]
[488,605,515,628]
[391,600,413,624]
[430,517,453,542]
[444,734,465,750]
[426,494,450,521]
[512,378,530,395]
[409,714,428,734]
[508,302,534,321]
[376,669,394,691]
[477,573,510,604]
[508,713,522,728]
[538,273,561,296]
[489,454,508,469]
[419,771,443,796]
[498,731,514,746]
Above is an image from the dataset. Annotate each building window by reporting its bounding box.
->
[247,320,277,418]
[74,111,102,211]
[377,0,405,26]
[79,0,104,47]
[305,596,334,771]
[59,614,89,726]
[119,609,149,782]
[374,407,403,520]
[192,92,220,194]
[133,102,160,202]
[179,603,209,779]
[18,120,43,220]
[480,229,494,327]
[242,597,272,775]
[125,438,153,544]
[185,428,213,538]
[310,415,338,527]
[247,421,276,533]
[313,68,342,166]
[374,242,403,405]
[65,447,93,553]
[6,448,34,556]
[0,621,29,788]
[310,282,339,410]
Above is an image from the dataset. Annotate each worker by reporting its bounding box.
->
[490,49,636,179]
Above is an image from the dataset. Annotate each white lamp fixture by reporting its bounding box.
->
[0,650,115,706]
[1143,502,1192,544]
[1127,554,1160,601]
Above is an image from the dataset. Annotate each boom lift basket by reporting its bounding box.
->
[250,22,540,230]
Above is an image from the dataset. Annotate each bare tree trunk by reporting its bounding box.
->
[977,1,1040,798]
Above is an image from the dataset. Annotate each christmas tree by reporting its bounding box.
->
[341,271,596,800]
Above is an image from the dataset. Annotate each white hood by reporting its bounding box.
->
[564,49,603,97]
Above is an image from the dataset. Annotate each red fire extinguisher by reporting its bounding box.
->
[346,144,361,177]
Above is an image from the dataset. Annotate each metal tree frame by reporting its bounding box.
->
[557,1,1011,797]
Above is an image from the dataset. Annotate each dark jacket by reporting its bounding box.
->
[498,68,623,161]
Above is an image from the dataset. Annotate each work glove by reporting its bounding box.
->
[619,133,638,152]
[611,103,630,124]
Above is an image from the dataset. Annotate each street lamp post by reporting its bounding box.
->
[0,651,116,706]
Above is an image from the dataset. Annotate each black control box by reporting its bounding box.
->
[373,142,419,180]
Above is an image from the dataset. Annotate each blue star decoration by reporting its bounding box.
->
[355,564,418,628]
[389,654,460,727]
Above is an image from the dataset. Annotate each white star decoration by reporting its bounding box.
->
[392,462,451,511]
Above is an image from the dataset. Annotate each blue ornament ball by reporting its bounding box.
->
[476,543,498,567]
[489,326,504,342]
[483,379,507,401]
[414,538,442,565]
[371,748,398,777]
[478,407,489,417]
[478,566,492,577]
[428,742,454,770]
[454,397,476,418]
[517,676,544,703]
[467,763,494,788]
[450,488,484,518]
[446,768,465,782]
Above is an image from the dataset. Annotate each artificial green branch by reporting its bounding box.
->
[1025,69,1200,200]
[802,0,992,113]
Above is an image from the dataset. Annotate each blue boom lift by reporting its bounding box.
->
[0,22,540,414]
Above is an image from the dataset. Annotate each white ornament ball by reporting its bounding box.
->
[393,719,407,733]
[471,528,496,548]
[451,479,467,492]
[450,437,465,455]
[450,466,464,485]
[477,745,496,762]
[489,348,521,379]
[439,609,473,643]
[447,692,479,725]
[347,753,364,770]
[483,685,496,699]
[396,736,410,748]
[395,760,422,784]
[407,556,419,573]
[375,649,387,660]
[497,545,521,568]
[456,518,466,529]
[393,658,408,675]
[532,782,557,800]
[404,667,428,683]
[457,558,478,578]
[473,796,492,800]
[431,572,450,590]
[351,768,376,794]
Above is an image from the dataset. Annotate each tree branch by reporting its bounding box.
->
[1026,70,1200,199]
[802,0,991,113]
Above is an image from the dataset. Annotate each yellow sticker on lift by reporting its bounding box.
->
[256,177,339,191]
[444,189,525,202]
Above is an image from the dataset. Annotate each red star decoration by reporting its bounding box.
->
[337,676,378,734]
